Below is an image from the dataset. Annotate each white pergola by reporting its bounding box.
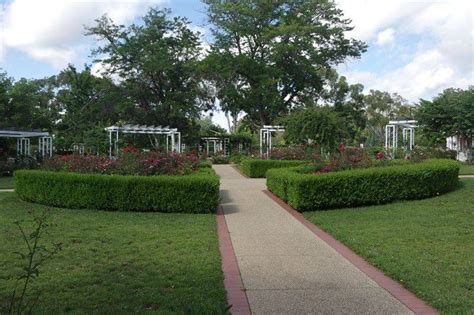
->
[385,120,417,152]
[0,129,53,158]
[201,137,230,156]
[260,125,285,157]
[105,124,181,158]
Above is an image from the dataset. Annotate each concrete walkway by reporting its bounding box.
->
[0,189,14,192]
[214,165,414,315]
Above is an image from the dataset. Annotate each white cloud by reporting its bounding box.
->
[376,28,395,45]
[0,0,166,68]
[337,0,474,101]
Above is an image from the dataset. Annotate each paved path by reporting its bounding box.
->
[0,189,14,192]
[214,165,413,315]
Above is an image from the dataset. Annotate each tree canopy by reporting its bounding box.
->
[86,8,214,134]
[417,87,474,150]
[202,0,367,127]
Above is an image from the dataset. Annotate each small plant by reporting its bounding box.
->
[4,210,62,315]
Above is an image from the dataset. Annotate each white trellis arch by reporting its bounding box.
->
[0,129,52,158]
[385,120,417,153]
[105,124,181,158]
[260,125,285,157]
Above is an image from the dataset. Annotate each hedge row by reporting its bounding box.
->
[240,159,307,178]
[14,168,219,213]
[267,159,460,211]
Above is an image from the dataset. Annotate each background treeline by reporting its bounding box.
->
[0,2,472,155]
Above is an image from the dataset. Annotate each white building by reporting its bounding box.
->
[446,135,473,162]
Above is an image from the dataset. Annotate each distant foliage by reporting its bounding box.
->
[283,107,347,150]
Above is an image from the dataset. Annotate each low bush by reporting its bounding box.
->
[199,160,212,168]
[267,159,459,211]
[15,168,219,213]
[240,159,307,178]
[42,152,201,176]
[211,155,230,164]
[0,156,39,176]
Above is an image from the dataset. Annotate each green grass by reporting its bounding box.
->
[303,179,474,314]
[0,177,13,189]
[0,193,227,314]
[460,164,474,175]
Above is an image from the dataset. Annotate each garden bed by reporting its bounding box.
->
[14,168,219,213]
[267,159,459,211]
[240,159,307,178]
[0,193,227,313]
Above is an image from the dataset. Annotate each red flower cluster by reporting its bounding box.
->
[42,151,200,176]
[268,144,322,162]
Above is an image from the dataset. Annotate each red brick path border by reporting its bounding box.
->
[263,190,439,315]
[216,207,251,315]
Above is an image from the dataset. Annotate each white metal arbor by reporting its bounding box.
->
[260,125,285,157]
[105,125,181,158]
[385,120,417,152]
[0,129,53,158]
[201,137,230,156]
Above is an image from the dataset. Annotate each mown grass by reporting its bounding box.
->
[0,193,227,314]
[303,179,474,314]
[460,164,474,175]
[0,177,13,189]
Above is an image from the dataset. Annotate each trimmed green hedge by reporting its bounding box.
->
[14,168,219,213]
[240,159,307,178]
[267,159,460,211]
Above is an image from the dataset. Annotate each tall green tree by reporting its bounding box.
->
[362,90,411,147]
[417,87,474,159]
[283,106,346,150]
[318,70,366,144]
[0,73,56,130]
[86,8,214,133]
[53,65,128,152]
[202,0,367,127]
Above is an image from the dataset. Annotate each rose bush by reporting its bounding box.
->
[42,151,201,176]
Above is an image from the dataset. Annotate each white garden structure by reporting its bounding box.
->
[260,125,285,157]
[105,124,181,158]
[0,129,53,158]
[201,137,230,156]
[385,120,417,152]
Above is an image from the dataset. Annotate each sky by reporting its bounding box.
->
[0,0,473,129]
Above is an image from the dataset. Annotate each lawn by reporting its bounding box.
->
[303,179,474,314]
[460,164,474,175]
[0,177,13,189]
[0,193,227,314]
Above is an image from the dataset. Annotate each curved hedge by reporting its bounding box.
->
[267,159,460,211]
[14,169,219,213]
[240,159,307,178]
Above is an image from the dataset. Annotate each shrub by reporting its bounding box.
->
[268,145,323,161]
[211,155,230,164]
[229,154,246,164]
[267,159,459,211]
[199,160,212,168]
[14,168,219,213]
[0,156,39,176]
[42,152,200,176]
[240,159,307,178]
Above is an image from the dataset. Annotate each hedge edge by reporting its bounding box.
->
[266,159,460,211]
[14,169,219,213]
[240,159,307,178]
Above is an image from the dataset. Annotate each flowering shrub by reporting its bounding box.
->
[268,145,323,162]
[42,152,201,176]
